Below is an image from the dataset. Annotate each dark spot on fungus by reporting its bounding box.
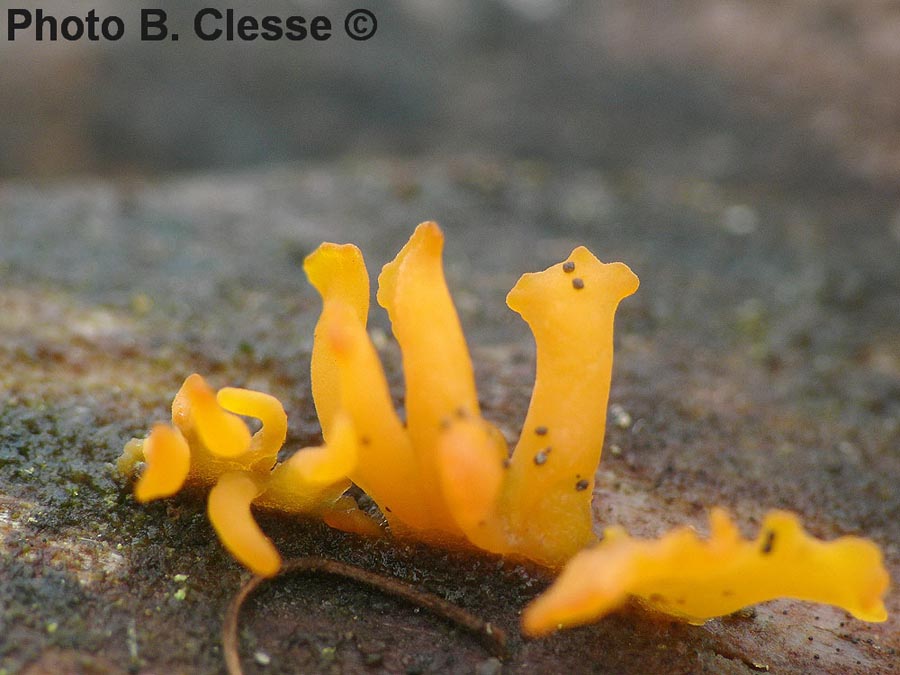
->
[563,261,575,273]
[649,593,665,603]
[385,506,392,513]
[572,277,584,290]
[534,448,551,466]
[722,590,734,597]
[535,426,548,436]
[502,458,511,469]
[575,479,589,491]
[440,417,451,430]
[360,436,371,446]
[761,530,776,554]
[455,407,467,419]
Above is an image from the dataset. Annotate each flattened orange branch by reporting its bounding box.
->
[523,508,889,635]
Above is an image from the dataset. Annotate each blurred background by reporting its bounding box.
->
[4,0,900,192]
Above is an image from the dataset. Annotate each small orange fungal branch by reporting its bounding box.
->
[522,508,890,636]
[118,373,379,577]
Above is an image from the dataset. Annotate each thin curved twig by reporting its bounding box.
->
[223,556,508,674]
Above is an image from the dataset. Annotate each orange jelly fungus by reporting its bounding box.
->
[522,508,890,636]
[304,222,638,566]
[119,222,892,633]
[119,221,639,572]
[118,222,891,629]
